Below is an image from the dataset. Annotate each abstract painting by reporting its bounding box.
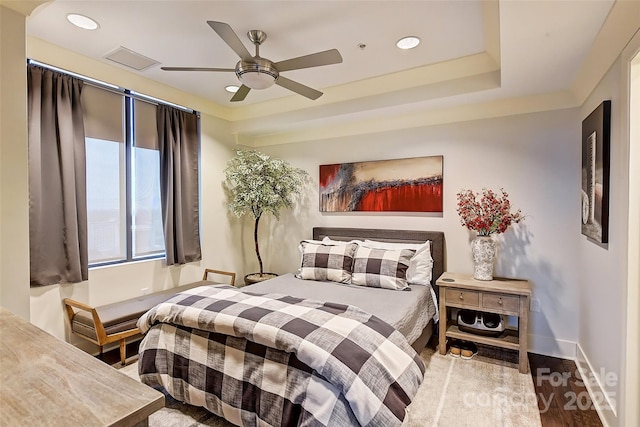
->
[581,100,611,244]
[319,156,443,212]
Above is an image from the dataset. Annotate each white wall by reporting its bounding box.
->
[624,44,640,427]
[254,109,582,358]
[575,54,629,426]
[572,30,640,427]
[0,5,31,320]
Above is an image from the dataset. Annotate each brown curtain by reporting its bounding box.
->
[157,105,201,265]
[27,65,88,286]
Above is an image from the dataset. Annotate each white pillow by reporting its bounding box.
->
[362,239,433,286]
[322,236,365,246]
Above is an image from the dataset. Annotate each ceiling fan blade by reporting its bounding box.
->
[274,49,343,72]
[276,76,322,100]
[161,67,235,72]
[230,85,251,102]
[207,21,253,62]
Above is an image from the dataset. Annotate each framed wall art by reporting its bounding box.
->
[581,100,611,244]
[319,155,443,213]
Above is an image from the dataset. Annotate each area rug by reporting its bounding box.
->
[117,346,542,427]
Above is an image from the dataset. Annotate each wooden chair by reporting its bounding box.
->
[202,268,236,285]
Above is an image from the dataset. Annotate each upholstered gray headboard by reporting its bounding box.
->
[312,227,445,291]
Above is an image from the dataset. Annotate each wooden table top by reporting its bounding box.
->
[0,307,164,426]
[436,272,532,296]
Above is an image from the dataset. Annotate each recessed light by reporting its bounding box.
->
[66,13,99,30]
[396,36,420,50]
[225,85,240,93]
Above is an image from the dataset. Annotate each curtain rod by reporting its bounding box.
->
[27,59,198,115]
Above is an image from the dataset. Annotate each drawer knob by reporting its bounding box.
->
[498,298,503,305]
[459,293,464,300]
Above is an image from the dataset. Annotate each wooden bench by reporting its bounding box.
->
[63,269,235,365]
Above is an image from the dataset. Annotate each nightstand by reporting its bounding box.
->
[436,272,532,374]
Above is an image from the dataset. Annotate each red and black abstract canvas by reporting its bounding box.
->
[319,156,443,212]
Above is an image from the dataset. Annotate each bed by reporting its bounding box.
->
[137,227,444,427]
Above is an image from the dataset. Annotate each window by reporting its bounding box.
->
[86,136,126,262]
[132,143,164,257]
[83,85,165,265]
[132,99,164,258]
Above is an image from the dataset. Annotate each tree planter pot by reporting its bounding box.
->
[244,273,278,286]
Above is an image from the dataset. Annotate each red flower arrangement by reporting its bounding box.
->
[456,188,524,236]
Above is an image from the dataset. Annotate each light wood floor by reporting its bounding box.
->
[429,337,603,427]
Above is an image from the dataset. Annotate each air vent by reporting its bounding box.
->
[104,46,159,71]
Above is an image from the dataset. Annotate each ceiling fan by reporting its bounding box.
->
[161,21,343,102]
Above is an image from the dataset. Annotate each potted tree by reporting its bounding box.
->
[224,149,310,285]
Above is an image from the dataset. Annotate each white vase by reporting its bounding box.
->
[471,235,496,280]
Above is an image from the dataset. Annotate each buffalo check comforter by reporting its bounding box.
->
[137,285,426,427]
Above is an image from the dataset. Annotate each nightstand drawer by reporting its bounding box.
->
[482,293,520,313]
[445,289,479,307]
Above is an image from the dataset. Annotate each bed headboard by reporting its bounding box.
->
[312,227,445,291]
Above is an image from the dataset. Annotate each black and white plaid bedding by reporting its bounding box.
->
[137,285,426,427]
[351,246,415,291]
[297,241,358,283]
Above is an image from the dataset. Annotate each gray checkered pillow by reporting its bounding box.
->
[351,246,416,290]
[298,241,358,283]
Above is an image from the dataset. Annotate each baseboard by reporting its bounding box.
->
[576,343,618,427]
[527,336,618,426]
[528,333,577,360]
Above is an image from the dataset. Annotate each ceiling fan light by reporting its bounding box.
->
[396,36,420,50]
[225,85,240,93]
[236,59,279,90]
[238,72,277,89]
